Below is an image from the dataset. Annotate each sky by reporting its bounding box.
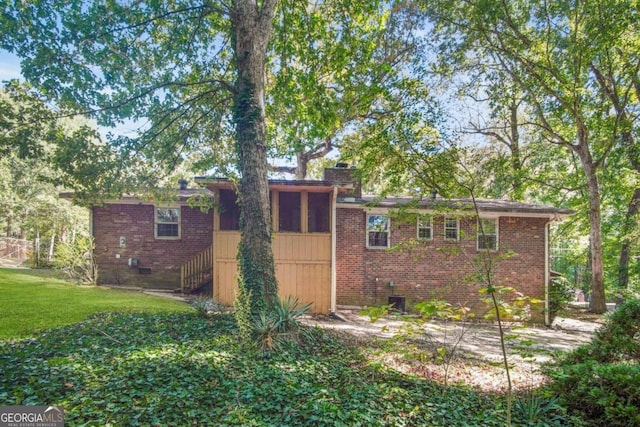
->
[0,50,22,81]
[0,49,144,141]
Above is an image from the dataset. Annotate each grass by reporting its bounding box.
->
[0,268,192,339]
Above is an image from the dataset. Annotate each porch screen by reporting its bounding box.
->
[219,189,240,230]
[279,192,301,232]
[308,192,330,232]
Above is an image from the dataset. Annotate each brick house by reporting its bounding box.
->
[87,167,571,324]
[89,186,214,289]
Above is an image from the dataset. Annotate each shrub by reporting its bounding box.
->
[271,295,312,333]
[253,310,284,353]
[548,361,640,427]
[548,276,574,318]
[547,299,640,426]
[53,236,98,284]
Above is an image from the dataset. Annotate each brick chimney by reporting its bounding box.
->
[323,164,361,197]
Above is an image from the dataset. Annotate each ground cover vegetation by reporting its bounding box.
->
[1,309,567,427]
[3,266,637,426]
[0,268,190,339]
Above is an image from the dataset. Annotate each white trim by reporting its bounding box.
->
[366,213,390,249]
[334,203,567,219]
[330,186,338,314]
[417,215,433,240]
[154,206,181,239]
[101,198,192,206]
[444,217,459,241]
[477,217,499,251]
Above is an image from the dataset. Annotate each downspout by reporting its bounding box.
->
[544,219,551,326]
[89,207,94,237]
[330,185,338,315]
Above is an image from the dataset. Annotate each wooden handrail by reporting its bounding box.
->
[180,244,213,293]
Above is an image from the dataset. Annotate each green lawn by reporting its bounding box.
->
[0,268,192,339]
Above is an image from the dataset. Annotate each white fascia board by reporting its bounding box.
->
[100,198,187,207]
[335,203,565,220]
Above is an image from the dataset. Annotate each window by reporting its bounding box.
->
[367,214,389,248]
[279,191,301,232]
[444,217,459,241]
[308,192,330,232]
[219,189,240,231]
[477,218,498,250]
[155,207,180,239]
[417,215,433,240]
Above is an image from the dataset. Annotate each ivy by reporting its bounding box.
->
[0,312,516,426]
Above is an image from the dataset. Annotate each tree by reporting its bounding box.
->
[0,85,90,264]
[422,0,639,313]
[461,71,534,201]
[230,0,279,311]
[0,82,59,160]
[1,0,397,314]
[267,1,430,179]
[589,34,640,288]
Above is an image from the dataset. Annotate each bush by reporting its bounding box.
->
[548,362,640,427]
[53,236,98,284]
[548,276,574,318]
[547,299,640,426]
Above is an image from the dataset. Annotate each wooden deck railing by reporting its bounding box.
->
[180,244,213,293]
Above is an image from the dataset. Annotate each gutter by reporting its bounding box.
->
[330,185,338,315]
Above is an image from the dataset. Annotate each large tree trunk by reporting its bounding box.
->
[618,187,640,288]
[231,0,278,314]
[573,139,607,313]
[590,66,640,291]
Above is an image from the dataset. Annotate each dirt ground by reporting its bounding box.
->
[305,308,603,392]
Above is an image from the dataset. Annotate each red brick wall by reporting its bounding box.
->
[92,203,213,289]
[335,208,547,320]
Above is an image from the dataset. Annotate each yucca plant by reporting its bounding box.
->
[252,296,312,354]
[253,311,285,353]
[272,295,312,333]
[512,394,569,426]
